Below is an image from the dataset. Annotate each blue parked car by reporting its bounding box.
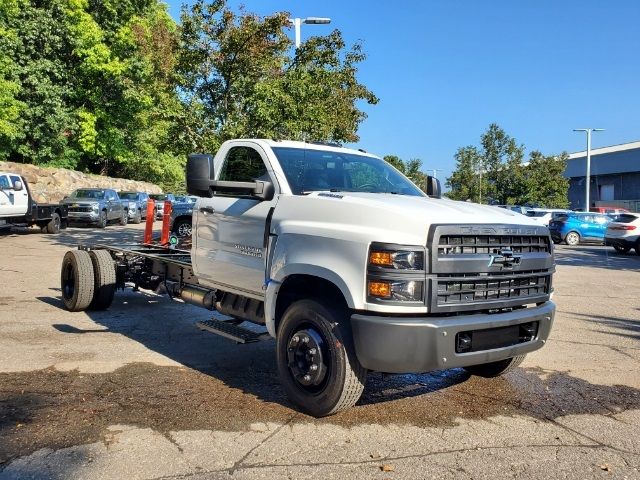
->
[548,212,612,246]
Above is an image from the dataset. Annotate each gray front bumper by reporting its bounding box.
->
[350,302,555,373]
[68,212,99,222]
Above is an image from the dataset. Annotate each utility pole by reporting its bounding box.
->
[573,128,604,211]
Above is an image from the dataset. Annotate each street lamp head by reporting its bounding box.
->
[303,17,331,24]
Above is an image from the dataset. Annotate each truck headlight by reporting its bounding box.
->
[368,280,423,301]
[368,244,424,270]
[91,203,99,212]
[129,201,136,209]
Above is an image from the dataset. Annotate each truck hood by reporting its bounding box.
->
[62,198,102,204]
[273,192,543,246]
[307,191,537,225]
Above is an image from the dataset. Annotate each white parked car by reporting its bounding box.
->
[605,213,640,254]
[525,209,571,226]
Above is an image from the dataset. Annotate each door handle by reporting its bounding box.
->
[199,206,215,214]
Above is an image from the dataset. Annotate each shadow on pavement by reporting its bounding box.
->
[554,245,640,271]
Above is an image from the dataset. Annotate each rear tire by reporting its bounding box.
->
[46,213,61,234]
[174,218,192,237]
[565,231,580,246]
[88,250,116,310]
[464,355,526,377]
[61,250,95,311]
[276,299,367,417]
[613,244,630,254]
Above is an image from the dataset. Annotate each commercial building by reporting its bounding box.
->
[566,141,640,211]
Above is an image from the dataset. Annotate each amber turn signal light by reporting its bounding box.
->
[369,251,393,266]
[368,281,391,298]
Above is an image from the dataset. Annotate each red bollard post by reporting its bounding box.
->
[144,199,155,244]
[160,200,172,246]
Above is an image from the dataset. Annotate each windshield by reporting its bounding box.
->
[271,147,425,196]
[150,194,168,200]
[119,192,138,200]
[71,189,105,199]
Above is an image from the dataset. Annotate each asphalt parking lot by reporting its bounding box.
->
[0,224,638,479]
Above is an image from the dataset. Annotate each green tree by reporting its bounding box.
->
[383,154,427,191]
[446,124,568,207]
[177,0,377,151]
[522,151,569,208]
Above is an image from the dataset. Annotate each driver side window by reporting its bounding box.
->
[217,146,268,196]
[0,176,10,189]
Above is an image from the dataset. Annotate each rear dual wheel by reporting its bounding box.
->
[276,299,367,417]
[61,250,116,311]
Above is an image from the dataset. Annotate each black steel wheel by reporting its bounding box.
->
[89,250,116,310]
[464,355,526,377]
[46,213,61,234]
[61,250,95,311]
[276,299,367,417]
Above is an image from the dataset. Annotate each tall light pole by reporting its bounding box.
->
[425,168,443,179]
[573,128,604,211]
[289,17,331,48]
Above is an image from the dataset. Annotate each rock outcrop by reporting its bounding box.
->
[0,161,162,203]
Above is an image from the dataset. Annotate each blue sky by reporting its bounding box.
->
[165,0,640,180]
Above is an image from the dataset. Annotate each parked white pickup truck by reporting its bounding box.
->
[0,172,68,233]
[59,139,556,416]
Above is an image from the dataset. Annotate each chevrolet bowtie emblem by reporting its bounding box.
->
[488,247,522,269]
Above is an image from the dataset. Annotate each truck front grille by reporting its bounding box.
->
[436,270,550,306]
[438,234,550,255]
[69,206,93,212]
[428,225,555,313]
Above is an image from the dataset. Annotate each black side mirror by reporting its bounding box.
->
[253,180,275,201]
[424,176,441,198]
[187,154,214,197]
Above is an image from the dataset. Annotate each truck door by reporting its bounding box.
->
[106,190,118,220]
[0,175,29,216]
[193,144,279,296]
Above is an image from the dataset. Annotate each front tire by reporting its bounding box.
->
[565,231,580,246]
[276,299,367,417]
[61,250,95,311]
[464,355,526,377]
[119,210,128,226]
[46,213,61,234]
[97,211,107,229]
[132,209,142,224]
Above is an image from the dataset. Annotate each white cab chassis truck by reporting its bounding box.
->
[0,172,68,233]
[60,140,556,416]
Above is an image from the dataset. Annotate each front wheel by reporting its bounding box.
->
[46,213,61,234]
[276,299,367,417]
[132,209,142,224]
[613,244,631,254]
[97,211,107,229]
[61,250,95,311]
[464,355,526,377]
[564,231,580,246]
[119,210,128,226]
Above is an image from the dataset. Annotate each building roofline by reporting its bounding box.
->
[568,140,640,159]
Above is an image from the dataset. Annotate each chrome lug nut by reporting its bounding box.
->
[303,374,311,382]
[310,364,318,371]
